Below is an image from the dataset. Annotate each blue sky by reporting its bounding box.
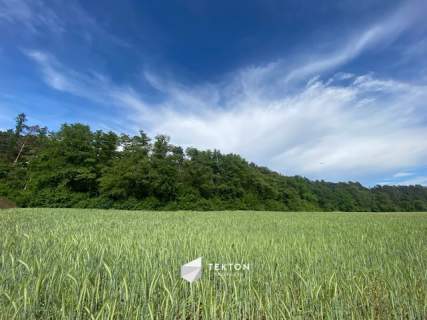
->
[1,0,427,186]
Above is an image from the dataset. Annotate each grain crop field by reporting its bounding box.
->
[0,209,426,319]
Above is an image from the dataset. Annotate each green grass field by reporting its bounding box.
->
[0,209,426,319]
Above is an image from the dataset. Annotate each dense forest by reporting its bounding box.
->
[1,114,427,211]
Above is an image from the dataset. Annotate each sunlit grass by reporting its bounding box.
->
[0,209,426,319]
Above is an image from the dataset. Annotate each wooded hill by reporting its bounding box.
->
[1,114,426,211]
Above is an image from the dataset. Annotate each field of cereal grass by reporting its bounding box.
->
[0,208,426,319]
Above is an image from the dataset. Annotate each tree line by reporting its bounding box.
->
[1,114,427,211]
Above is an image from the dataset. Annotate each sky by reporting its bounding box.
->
[0,0,427,186]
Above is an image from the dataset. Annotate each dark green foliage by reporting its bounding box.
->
[1,114,426,211]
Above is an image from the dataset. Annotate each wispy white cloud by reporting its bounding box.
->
[379,170,427,186]
[0,0,64,33]
[25,50,150,112]
[0,0,131,48]
[393,172,414,178]
[379,176,427,186]
[267,0,427,86]
[398,176,427,186]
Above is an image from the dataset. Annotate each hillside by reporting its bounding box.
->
[1,114,427,211]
